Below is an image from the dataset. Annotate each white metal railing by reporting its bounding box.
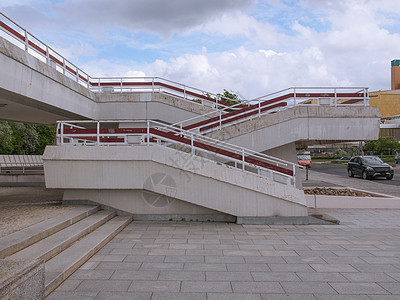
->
[0,12,243,112]
[56,120,302,186]
[170,87,369,133]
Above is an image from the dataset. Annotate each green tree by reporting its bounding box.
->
[218,89,240,105]
[0,121,55,155]
[0,121,13,153]
[364,138,399,155]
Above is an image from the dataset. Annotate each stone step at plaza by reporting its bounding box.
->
[0,205,132,297]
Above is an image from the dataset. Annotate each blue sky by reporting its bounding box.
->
[1,0,400,98]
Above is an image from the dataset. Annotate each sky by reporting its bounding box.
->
[1,0,400,99]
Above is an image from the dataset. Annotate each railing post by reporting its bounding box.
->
[46,46,50,65]
[120,78,123,93]
[258,98,261,117]
[24,30,28,52]
[98,78,100,92]
[147,120,150,146]
[219,111,222,129]
[334,88,337,106]
[76,67,79,83]
[151,78,154,100]
[60,122,64,146]
[62,58,66,76]
[293,88,297,106]
[242,149,245,171]
[183,85,186,100]
[96,121,100,145]
[191,133,194,155]
[292,165,296,187]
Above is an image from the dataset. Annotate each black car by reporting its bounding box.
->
[347,156,394,180]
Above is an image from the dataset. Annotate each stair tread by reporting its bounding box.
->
[8,210,115,261]
[44,216,131,294]
[0,205,99,258]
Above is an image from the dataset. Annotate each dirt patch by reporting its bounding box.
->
[304,187,374,197]
[0,205,76,238]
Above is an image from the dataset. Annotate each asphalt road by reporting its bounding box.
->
[311,162,399,185]
[302,162,400,197]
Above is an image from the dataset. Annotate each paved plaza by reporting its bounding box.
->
[48,208,400,299]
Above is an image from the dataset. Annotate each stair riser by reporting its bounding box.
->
[44,217,131,296]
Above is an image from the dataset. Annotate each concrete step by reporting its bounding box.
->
[0,205,99,258]
[44,216,132,296]
[8,210,116,262]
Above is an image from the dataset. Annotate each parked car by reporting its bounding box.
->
[347,156,394,180]
[297,155,311,168]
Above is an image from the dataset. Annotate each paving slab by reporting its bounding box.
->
[47,210,400,299]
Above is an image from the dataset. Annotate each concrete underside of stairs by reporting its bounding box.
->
[43,145,307,219]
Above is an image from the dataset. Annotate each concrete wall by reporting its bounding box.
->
[207,106,381,153]
[43,145,307,218]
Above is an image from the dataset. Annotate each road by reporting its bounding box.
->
[301,162,400,197]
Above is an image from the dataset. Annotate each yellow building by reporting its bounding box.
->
[370,90,400,118]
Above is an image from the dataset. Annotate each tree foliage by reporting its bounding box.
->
[218,89,240,105]
[0,121,55,155]
[364,138,399,155]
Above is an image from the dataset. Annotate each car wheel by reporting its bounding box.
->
[386,175,394,180]
[362,171,369,180]
[348,169,354,177]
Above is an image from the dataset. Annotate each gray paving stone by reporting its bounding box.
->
[296,272,348,282]
[75,279,132,292]
[231,282,284,293]
[123,254,165,262]
[151,292,206,300]
[140,262,183,270]
[342,272,397,282]
[261,294,316,300]
[314,295,370,300]
[252,272,300,282]
[95,291,152,299]
[244,256,286,264]
[184,262,227,271]
[164,255,204,263]
[208,293,262,300]
[227,263,270,272]
[158,270,205,281]
[329,282,390,294]
[351,263,400,273]
[70,269,114,280]
[46,291,98,299]
[280,282,337,294]
[110,270,159,280]
[206,271,253,281]
[377,282,400,294]
[128,280,181,292]
[181,281,232,292]
[95,262,141,270]
[310,263,358,272]
[205,255,245,264]
[54,279,82,291]
[268,263,314,272]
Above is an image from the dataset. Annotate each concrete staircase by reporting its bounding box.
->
[0,205,132,296]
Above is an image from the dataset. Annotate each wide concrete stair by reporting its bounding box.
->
[0,205,131,296]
